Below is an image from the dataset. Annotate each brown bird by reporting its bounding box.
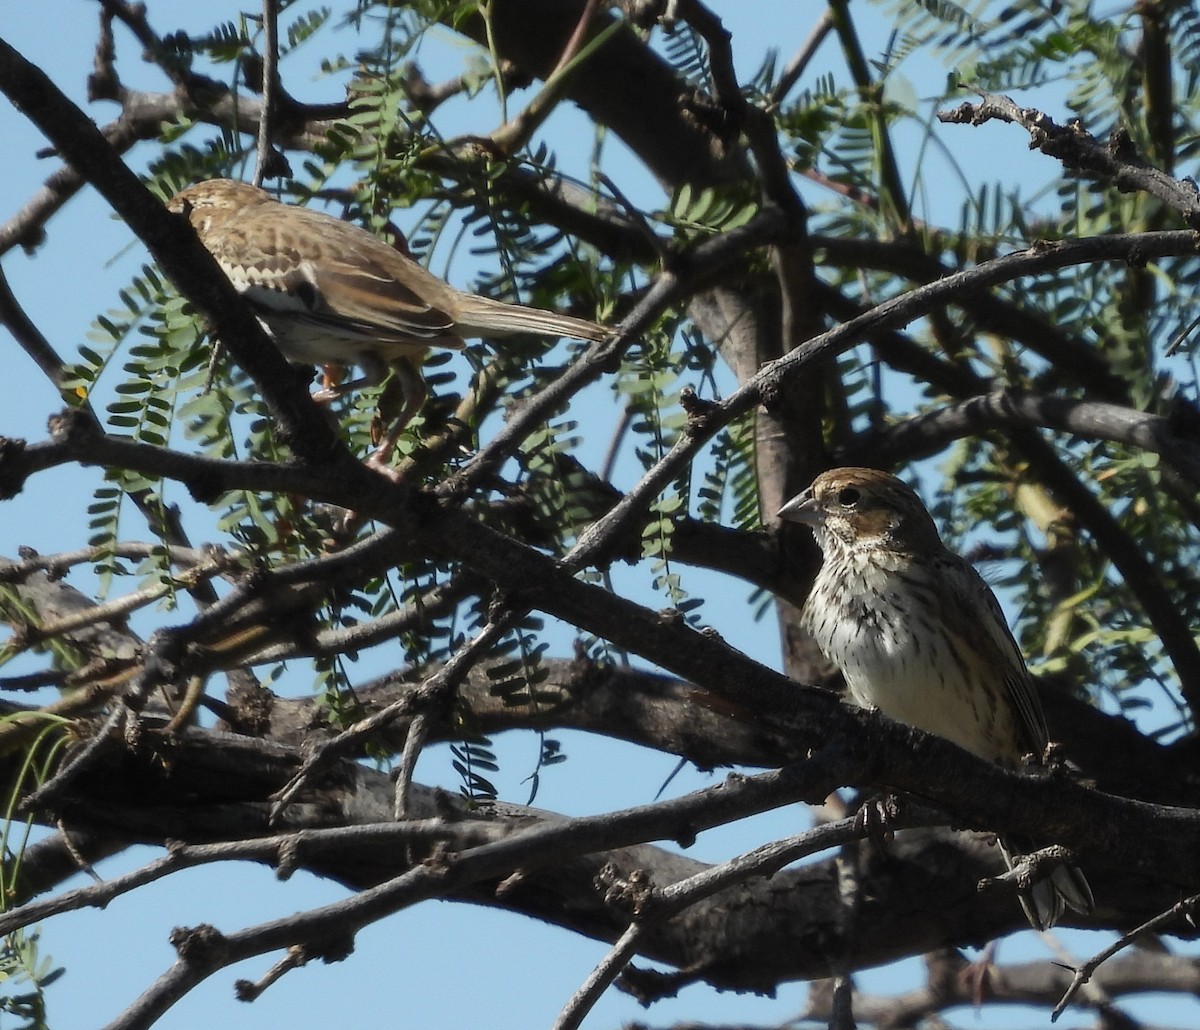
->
[779,467,1093,929]
[167,179,608,468]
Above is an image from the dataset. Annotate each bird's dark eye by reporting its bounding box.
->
[836,486,860,507]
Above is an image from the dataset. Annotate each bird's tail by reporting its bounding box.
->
[454,294,609,343]
[999,835,1094,931]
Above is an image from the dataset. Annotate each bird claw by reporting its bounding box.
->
[854,792,903,846]
[364,446,406,484]
[1041,740,1070,775]
[318,450,408,540]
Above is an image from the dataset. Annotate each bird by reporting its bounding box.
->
[166,178,609,470]
[778,466,1093,930]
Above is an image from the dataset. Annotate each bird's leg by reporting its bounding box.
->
[326,360,429,539]
[330,372,425,536]
[853,790,904,847]
[318,362,348,398]
[311,355,388,403]
[365,358,427,481]
[1040,740,1070,776]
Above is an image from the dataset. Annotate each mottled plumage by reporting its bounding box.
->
[167,179,608,460]
[779,467,1092,929]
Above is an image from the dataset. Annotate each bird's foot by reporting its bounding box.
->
[1040,740,1070,776]
[364,445,406,484]
[854,791,903,847]
[322,449,407,539]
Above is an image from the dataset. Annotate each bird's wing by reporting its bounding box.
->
[213,204,466,350]
[298,257,464,347]
[940,553,1050,756]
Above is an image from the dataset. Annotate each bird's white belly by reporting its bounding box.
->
[229,282,382,369]
[808,570,1011,762]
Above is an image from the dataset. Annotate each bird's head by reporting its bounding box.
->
[778,467,943,555]
[166,179,274,238]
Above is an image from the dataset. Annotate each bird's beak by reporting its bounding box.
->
[777,489,820,525]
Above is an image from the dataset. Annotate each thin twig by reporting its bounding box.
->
[394,711,431,820]
[234,946,306,1001]
[245,572,477,664]
[549,0,603,78]
[55,820,103,883]
[772,9,834,105]
[443,207,792,495]
[0,542,216,581]
[22,701,128,810]
[10,557,225,649]
[552,922,646,1030]
[1166,309,1200,356]
[268,614,512,821]
[1042,933,1113,1016]
[596,172,670,262]
[252,0,279,187]
[1052,894,1200,1020]
[0,819,501,938]
[104,761,836,1029]
[392,615,513,816]
[940,86,1200,227]
[553,808,942,1029]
